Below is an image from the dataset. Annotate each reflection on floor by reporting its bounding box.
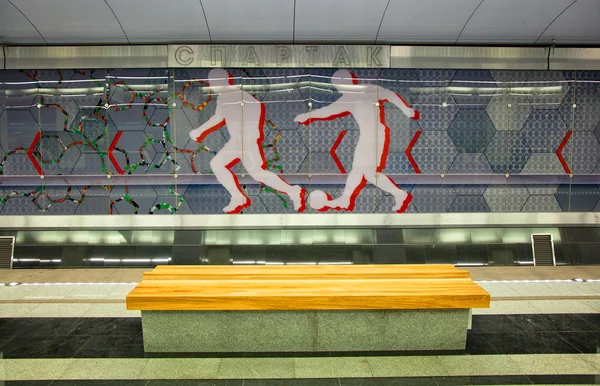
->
[0,267,599,384]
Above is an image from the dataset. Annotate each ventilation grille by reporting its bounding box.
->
[532,234,555,266]
[0,237,14,269]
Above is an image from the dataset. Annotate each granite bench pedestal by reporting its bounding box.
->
[126,265,489,353]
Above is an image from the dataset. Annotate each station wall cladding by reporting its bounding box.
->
[0,68,599,215]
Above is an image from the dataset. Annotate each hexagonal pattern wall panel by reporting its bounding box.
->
[523,110,568,153]
[449,153,493,174]
[411,185,457,213]
[411,131,458,174]
[2,67,600,215]
[449,195,490,212]
[485,131,532,174]
[526,71,569,110]
[486,94,532,132]
[448,109,496,153]
[521,195,561,212]
[484,185,529,212]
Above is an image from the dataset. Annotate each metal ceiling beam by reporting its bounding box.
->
[1,44,599,70]
[550,47,600,70]
[3,45,167,69]
[390,46,549,70]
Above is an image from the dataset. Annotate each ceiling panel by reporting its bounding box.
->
[202,0,294,42]
[378,0,482,43]
[10,0,127,44]
[538,0,600,45]
[106,0,210,43]
[457,0,573,43]
[0,0,46,44]
[0,0,598,46]
[295,0,388,42]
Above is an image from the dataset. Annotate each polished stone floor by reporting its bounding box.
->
[1,267,599,384]
[0,314,599,359]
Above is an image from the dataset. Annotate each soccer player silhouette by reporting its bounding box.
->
[189,68,307,214]
[295,69,420,213]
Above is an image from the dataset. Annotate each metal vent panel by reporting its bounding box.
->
[0,237,15,269]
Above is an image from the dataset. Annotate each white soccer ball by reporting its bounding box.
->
[309,190,328,211]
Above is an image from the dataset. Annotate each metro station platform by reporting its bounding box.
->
[1,266,599,385]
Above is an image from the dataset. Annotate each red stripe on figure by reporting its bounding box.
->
[195,119,226,143]
[397,192,413,213]
[318,192,335,212]
[224,158,251,214]
[298,111,351,125]
[376,100,391,173]
[346,177,368,212]
[297,188,307,213]
[385,175,412,213]
[256,103,268,170]
[395,92,411,108]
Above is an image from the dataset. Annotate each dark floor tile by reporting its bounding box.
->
[511,314,598,333]
[143,352,247,358]
[558,331,600,353]
[146,381,243,386]
[0,335,91,358]
[482,332,581,354]
[244,351,330,358]
[78,334,143,351]
[0,317,15,329]
[0,334,17,351]
[4,381,53,386]
[0,318,83,338]
[50,381,148,386]
[471,315,527,333]
[434,375,533,385]
[244,380,339,386]
[465,333,499,355]
[342,377,436,385]
[527,374,600,384]
[67,318,142,337]
[576,314,600,330]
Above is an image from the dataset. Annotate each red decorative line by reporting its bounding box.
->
[27,132,43,176]
[556,130,573,174]
[225,158,251,214]
[108,131,125,175]
[298,111,351,126]
[405,130,422,174]
[330,129,347,174]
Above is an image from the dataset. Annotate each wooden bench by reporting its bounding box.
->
[127,264,489,352]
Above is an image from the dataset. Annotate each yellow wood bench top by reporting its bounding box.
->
[127,265,490,311]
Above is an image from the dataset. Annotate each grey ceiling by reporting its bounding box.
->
[0,0,598,46]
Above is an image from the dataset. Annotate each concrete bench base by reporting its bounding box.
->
[141,309,471,352]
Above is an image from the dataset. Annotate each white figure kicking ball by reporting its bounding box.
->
[295,69,420,213]
[190,68,307,214]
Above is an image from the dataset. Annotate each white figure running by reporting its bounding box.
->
[294,69,420,213]
[189,68,307,214]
